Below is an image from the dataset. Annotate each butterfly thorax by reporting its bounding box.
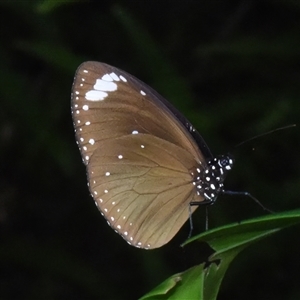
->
[194,154,234,203]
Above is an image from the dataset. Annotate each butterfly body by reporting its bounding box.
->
[71,61,233,249]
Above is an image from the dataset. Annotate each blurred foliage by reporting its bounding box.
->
[0,0,299,299]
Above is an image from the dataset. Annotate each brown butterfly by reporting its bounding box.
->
[71,61,233,249]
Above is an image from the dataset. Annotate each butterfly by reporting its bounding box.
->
[71,61,234,249]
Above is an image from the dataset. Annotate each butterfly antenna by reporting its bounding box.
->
[235,124,296,148]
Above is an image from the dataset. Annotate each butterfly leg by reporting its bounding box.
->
[222,190,273,213]
[188,199,214,238]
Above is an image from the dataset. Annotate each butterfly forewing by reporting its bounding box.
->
[71,61,206,249]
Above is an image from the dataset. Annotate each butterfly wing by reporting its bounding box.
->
[71,61,207,248]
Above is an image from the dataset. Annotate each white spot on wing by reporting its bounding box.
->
[109,72,120,81]
[89,138,95,145]
[83,105,89,111]
[84,76,118,101]
[102,74,113,81]
[140,90,146,96]
[119,75,127,82]
[118,155,123,159]
[94,78,118,91]
[85,90,108,101]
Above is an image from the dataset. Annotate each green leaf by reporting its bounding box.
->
[140,265,204,300]
[141,209,300,300]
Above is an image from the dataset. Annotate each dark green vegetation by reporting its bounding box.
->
[1,1,300,299]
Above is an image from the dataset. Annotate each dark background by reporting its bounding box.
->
[1,1,300,299]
